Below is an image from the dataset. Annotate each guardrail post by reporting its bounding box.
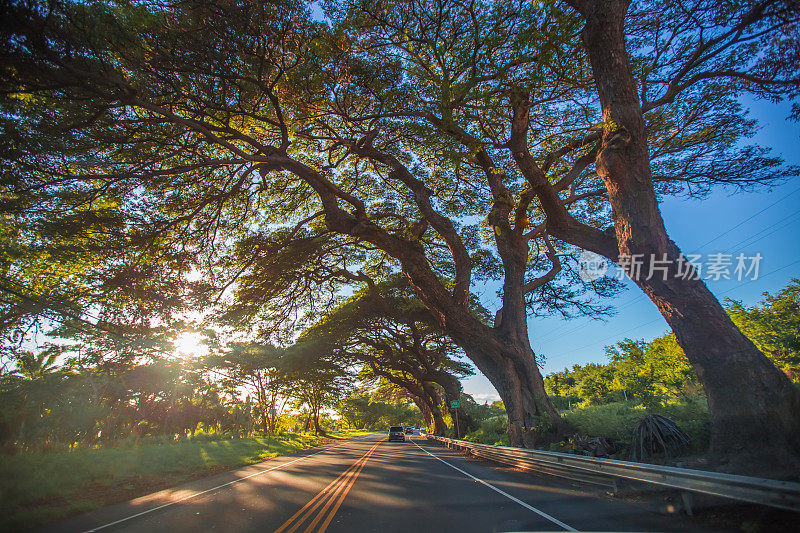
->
[681,492,694,516]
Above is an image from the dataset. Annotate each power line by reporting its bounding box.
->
[692,184,800,251]
[536,200,800,345]
[557,318,663,358]
[715,208,800,253]
[717,257,800,297]
[559,256,800,357]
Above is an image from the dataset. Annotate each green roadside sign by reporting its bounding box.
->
[450,400,460,408]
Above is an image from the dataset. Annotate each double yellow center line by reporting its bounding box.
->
[274,438,384,533]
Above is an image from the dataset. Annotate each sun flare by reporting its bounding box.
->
[173,331,209,358]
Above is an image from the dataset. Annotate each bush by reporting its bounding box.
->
[561,398,709,452]
[629,414,691,462]
[463,416,509,445]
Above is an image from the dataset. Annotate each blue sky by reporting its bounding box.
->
[463,98,800,403]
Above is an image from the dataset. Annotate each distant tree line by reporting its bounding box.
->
[545,335,700,410]
[0,340,410,453]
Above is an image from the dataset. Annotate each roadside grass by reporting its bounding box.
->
[462,416,511,446]
[0,429,373,532]
[463,400,709,454]
[562,399,710,450]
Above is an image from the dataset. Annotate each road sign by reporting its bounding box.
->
[268,408,277,416]
[450,400,460,408]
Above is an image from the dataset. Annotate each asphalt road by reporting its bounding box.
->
[39,432,717,533]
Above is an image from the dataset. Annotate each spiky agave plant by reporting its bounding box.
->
[630,414,690,463]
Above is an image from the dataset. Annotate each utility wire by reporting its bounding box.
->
[559,256,800,356]
[535,199,800,345]
[692,184,800,251]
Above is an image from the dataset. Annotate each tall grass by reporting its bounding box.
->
[562,399,709,449]
[462,399,709,454]
[462,416,510,446]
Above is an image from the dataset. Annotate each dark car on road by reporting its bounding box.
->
[388,426,405,442]
[404,427,414,434]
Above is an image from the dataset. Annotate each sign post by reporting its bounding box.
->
[267,408,277,446]
[449,400,461,438]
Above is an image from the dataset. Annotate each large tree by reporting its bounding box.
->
[3,0,798,462]
[1,0,616,447]
[284,352,353,436]
[548,0,800,467]
[205,342,289,434]
[291,281,473,435]
[318,0,800,466]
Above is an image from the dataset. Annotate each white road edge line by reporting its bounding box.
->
[83,436,374,532]
[411,438,577,532]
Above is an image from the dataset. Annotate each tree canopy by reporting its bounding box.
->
[1,0,799,457]
[728,279,800,379]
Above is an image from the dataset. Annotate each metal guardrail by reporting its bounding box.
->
[425,435,800,512]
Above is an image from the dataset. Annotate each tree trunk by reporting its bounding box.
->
[431,407,447,437]
[259,406,269,435]
[310,388,325,436]
[313,411,323,436]
[566,0,800,466]
[457,334,563,447]
[428,371,464,437]
[397,254,563,447]
[417,206,573,446]
[432,371,461,406]
[412,397,434,431]
[421,381,447,436]
[255,377,269,434]
[640,267,800,459]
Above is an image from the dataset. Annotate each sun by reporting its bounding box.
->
[173,331,209,358]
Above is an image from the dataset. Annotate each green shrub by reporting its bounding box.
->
[463,416,509,445]
[562,398,709,451]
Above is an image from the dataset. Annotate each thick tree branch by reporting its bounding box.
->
[522,234,562,294]
[509,93,618,258]
[345,139,473,305]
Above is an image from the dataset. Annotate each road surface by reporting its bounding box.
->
[39,432,717,532]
